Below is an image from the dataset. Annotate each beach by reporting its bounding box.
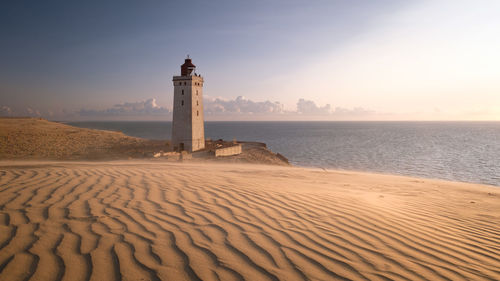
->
[1,161,498,281]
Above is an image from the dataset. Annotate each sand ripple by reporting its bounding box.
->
[0,162,499,281]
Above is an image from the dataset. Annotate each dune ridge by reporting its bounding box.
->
[0,161,499,281]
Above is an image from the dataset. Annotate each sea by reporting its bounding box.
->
[67,121,500,187]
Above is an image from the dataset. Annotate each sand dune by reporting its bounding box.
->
[0,161,499,281]
[0,118,167,160]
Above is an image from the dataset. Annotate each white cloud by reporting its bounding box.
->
[0,105,43,117]
[25,107,41,117]
[78,98,171,117]
[204,96,284,115]
[203,96,378,119]
[296,99,331,115]
[0,106,12,116]
[1,97,381,120]
[332,107,375,117]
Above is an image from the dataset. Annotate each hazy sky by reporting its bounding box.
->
[1,0,499,120]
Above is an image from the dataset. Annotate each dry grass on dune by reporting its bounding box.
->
[0,161,499,281]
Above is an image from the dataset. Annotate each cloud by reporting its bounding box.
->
[202,96,378,120]
[78,98,171,117]
[204,96,284,115]
[296,99,331,115]
[332,106,376,117]
[0,105,43,117]
[1,97,380,121]
[25,107,41,117]
[0,106,13,116]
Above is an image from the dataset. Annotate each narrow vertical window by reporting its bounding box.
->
[196,90,198,95]
[197,110,199,116]
[181,89,184,95]
[181,100,184,106]
[196,100,199,106]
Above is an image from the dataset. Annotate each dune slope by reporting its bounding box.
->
[0,118,167,160]
[0,161,499,281]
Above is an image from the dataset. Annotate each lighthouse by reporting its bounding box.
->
[171,57,205,152]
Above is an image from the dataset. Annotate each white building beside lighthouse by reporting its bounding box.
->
[171,57,205,152]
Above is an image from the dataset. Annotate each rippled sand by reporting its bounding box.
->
[0,161,499,281]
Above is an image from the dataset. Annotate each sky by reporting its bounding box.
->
[1,0,499,120]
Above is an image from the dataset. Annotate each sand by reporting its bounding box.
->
[0,118,169,160]
[0,161,499,281]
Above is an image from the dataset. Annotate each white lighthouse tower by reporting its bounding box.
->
[171,57,205,152]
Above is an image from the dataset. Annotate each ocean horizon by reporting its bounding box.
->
[67,121,500,187]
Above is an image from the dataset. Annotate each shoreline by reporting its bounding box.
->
[288,161,500,189]
[65,119,500,187]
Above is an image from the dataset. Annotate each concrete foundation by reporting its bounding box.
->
[215,144,242,157]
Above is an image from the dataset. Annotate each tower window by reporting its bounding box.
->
[196,90,198,95]
[182,89,184,95]
[184,82,186,85]
[197,100,199,106]
[181,100,184,106]
[197,110,199,116]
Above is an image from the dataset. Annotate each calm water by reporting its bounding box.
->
[68,121,500,186]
